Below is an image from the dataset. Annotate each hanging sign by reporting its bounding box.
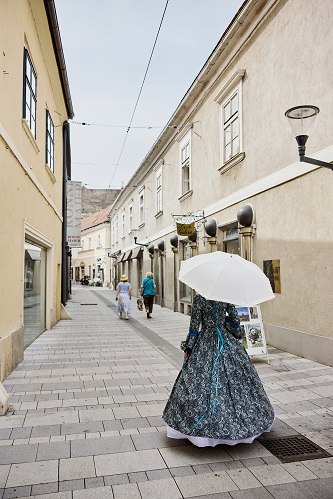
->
[176,221,195,236]
[67,181,82,247]
[235,304,268,359]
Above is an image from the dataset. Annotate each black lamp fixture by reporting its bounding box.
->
[285,105,333,171]
[133,236,149,248]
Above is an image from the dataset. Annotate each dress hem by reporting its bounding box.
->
[166,423,274,447]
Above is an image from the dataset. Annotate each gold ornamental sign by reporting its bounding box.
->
[176,221,195,236]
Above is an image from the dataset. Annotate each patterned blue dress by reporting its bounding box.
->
[163,294,275,446]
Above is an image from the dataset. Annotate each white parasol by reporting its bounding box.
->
[179,251,275,307]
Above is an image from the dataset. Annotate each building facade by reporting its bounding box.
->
[0,0,73,380]
[71,205,113,287]
[109,0,333,367]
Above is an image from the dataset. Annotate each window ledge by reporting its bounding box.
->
[178,190,193,202]
[155,210,163,219]
[219,152,245,174]
[45,164,56,183]
[22,119,39,153]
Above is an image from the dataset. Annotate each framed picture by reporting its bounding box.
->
[235,305,268,358]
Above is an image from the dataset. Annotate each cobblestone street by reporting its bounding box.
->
[1,286,333,498]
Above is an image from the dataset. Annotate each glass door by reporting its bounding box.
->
[24,242,46,347]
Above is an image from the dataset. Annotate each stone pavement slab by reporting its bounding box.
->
[138,477,182,498]
[94,449,166,476]
[6,459,58,487]
[175,471,239,497]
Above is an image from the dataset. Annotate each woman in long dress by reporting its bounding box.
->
[163,294,275,447]
[116,275,132,320]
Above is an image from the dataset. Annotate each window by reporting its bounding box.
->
[156,167,163,214]
[111,223,114,245]
[97,234,101,248]
[81,239,85,251]
[115,216,119,242]
[88,237,92,249]
[45,110,54,172]
[214,70,245,172]
[222,222,240,255]
[23,48,37,138]
[129,203,133,232]
[222,92,240,163]
[181,142,190,195]
[121,212,125,238]
[139,188,145,225]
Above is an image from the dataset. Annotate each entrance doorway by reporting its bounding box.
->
[24,242,46,347]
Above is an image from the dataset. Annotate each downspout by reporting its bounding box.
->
[61,121,71,305]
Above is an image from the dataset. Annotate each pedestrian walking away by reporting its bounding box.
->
[163,294,275,447]
[140,271,157,319]
[115,274,132,320]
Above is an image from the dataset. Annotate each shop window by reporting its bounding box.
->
[221,222,240,255]
[180,241,192,301]
[24,242,46,347]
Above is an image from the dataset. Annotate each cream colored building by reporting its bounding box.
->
[109,0,333,367]
[0,0,73,380]
[72,205,113,287]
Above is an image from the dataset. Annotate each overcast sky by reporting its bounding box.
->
[55,0,244,189]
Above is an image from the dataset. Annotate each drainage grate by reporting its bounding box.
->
[80,303,98,306]
[258,435,331,463]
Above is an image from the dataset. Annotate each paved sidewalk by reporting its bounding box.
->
[0,286,332,498]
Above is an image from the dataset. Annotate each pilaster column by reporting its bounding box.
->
[207,236,217,253]
[239,226,255,262]
[172,247,179,312]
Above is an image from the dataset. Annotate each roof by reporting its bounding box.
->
[81,204,113,231]
[44,0,74,119]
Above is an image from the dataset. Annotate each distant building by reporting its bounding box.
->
[81,186,120,216]
[109,0,333,367]
[0,0,73,380]
[71,205,113,287]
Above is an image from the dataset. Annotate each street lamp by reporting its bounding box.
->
[285,105,333,171]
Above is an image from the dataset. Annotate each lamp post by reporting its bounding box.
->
[285,105,333,171]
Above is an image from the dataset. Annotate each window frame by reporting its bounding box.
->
[155,166,163,215]
[138,187,145,226]
[178,130,192,200]
[23,48,37,139]
[128,202,133,233]
[214,69,246,174]
[121,211,125,238]
[222,90,240,165]
[45,109,55,172]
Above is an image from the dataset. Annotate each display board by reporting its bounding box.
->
[235,305,268,360]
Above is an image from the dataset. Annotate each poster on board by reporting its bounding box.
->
[235,305,268,358]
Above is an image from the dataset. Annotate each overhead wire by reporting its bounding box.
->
[108,0,170,188]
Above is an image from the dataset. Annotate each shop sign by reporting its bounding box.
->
[176,221,195,236]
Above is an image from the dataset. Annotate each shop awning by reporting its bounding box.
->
[123,250,132,261]
[119,253,126,262]
[131,247,143,259]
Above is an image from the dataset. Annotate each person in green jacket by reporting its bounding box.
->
[140,272,157,319]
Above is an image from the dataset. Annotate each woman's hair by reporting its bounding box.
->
[146,272,153,278]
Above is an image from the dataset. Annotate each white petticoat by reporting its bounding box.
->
[166,423,274,447]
